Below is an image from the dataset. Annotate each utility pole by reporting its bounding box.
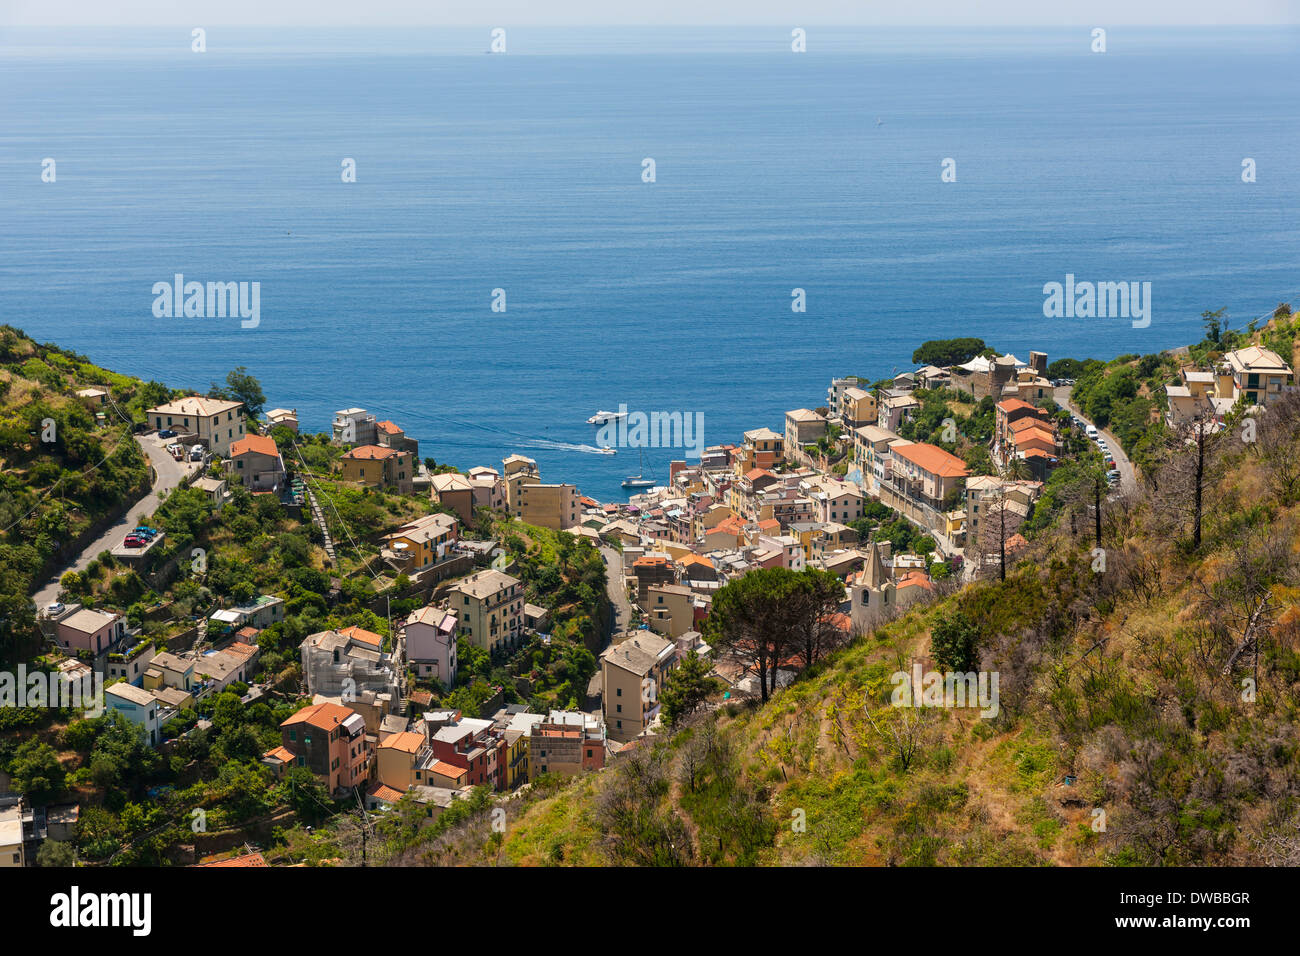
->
[353,787,371,867]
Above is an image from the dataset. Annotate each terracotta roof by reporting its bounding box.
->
[896,570,934,591]
[1011,424,1056,443]
[376,420,403,435]
[711,516,746,536]
[426,760,468,781]
[633,556,674,568]
[996,398,1037,413]
[1008,413,1050,430]
[264,745,295,764]
[338,625,383,648]
[221,641,259,661]
[380,731,425,755]
[281,701,358,731]
[229,433,279,458]
[367,782,406,803]
[825,611,852,632]
[892,442,969,478]
[343,444,399,460]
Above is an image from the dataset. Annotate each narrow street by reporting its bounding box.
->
[589,544,633,703]
[31,434,197,609]
[598,544,632,636]
[1054,385,1138,496]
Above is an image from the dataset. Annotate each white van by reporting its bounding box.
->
[1085,424,1098,438]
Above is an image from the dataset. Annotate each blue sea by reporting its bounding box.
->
[2,26,1298,501]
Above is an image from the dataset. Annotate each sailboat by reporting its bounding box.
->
[621,448,655,488]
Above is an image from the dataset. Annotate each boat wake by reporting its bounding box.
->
[522,438,616,455]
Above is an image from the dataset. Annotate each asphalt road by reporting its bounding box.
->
[31,434,197,609]
[1054,385,1138,496]
[598,544,632,634]
[587,544,633,702]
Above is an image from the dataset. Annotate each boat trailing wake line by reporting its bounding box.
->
[520,439,616,455]
[372,410,616,456]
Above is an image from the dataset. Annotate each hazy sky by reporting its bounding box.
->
[3,0,1297,27]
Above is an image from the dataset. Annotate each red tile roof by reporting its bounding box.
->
[996,398,1037,414]
[1009,417,1053,434]
[281,701,358,731]
[379,731,424,754]
[264,745,295,764]
[229,434,279,458]
[426,760,468,781]
[896,570,934,591]
[339,625,383,648]
[892,442,969,478]
[367,782,406,803]
[343,444,399,460]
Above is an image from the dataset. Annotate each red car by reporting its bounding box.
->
[123,535,146,548]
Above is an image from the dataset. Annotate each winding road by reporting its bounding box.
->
[1054,385,1138,496]
[30,434,197,609]
[598,544,632,635]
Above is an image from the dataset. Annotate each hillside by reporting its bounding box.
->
[0,326,156,663]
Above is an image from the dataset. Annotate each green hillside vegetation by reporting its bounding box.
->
[0,326,156,663]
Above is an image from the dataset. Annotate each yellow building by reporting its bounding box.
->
[377,731,425,789]
[840,387,878,430]
[516,482,580,531]
[448,569,525,653]
[600,631,677,743]
[381,512,459,571]
[146,395,246,456]
[645,584,695,639]
[340,445,413,493]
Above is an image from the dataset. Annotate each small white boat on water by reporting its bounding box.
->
[593,446,616,455]
[587,410,628,425]
[621,448,655,488]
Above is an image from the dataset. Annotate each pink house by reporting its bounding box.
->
[54,608,126,655]
[404,606,458,687]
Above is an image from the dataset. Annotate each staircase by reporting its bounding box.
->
[305,486,337,565]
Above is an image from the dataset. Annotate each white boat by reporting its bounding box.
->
[622,448,655,488]
[587,409,627,425]
[594,446,616,455]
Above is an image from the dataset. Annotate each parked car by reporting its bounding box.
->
[1085,424,1098,438]
[1106,458,1116,468]
[46,602,65,616]
[133,526,158,537]
[190,445,205,461]
[158,429,176,439]
[123,535,146,548]
[1107,469,1121,483]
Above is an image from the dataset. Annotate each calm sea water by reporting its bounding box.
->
[2,26,1298,501]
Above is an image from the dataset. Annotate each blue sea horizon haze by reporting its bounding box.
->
[1,26,1297,501]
